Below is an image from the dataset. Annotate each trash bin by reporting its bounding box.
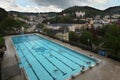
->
[98,50,106,56]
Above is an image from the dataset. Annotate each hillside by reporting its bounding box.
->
[0,8,8,22]
[0,7,27,35]
[61,6,120,17]
[104,6,120,15]
[9,11,39,16]
[60,6,104,18]
[8,6,120,19]
[9,11,58,18]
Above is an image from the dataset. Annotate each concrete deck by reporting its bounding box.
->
[1,36,25,80]
[1,34,120,80]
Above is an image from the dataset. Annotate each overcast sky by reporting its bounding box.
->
[0,0,120,12]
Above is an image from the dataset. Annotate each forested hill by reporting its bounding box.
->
[60,6,120,18]
[8,6,120,18]
[9,11,58,18]
[0,7,26,35]
[104,6,120,15]
[43,6,120,24]
[60,6,103,18]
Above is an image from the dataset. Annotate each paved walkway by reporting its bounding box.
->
[1,34,120,80]
[1,36,25,80]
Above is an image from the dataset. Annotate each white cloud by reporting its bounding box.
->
[14,5,62,12]
[93,0,108,4]
[0,0,18,11]
[0,0,62,12]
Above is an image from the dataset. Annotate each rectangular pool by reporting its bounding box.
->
[12,34,98,80]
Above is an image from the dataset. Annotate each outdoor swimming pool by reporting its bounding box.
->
[12,34,98,80]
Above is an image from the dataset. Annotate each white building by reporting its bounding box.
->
[93,20,103,28]
[75,11,85,18]
[103,15,110,19]
[46,24,86,32]
[112,14,120,19]
[46,24,75,31]
[95,15,101,20]
[13,14,17,20]
[53,30,69,41]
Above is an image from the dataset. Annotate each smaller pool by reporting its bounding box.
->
[12,34,99,80]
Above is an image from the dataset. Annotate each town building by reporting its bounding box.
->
[75,11,85,18]
[46,23,86,32]
[52,29,69,41]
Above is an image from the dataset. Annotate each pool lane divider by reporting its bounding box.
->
[58,52,83,67]
[38,40,83,68]
[49,53,76,71]
[35,40,89,68]
[38,36,95,64]
[28,40,76,71]
[22,42,57,80]
[21,35,97,77]
[42,54,67,76]
[36,39,92,64]
[27,40,76,71]
[11,38,30,80]
[26,35,94,72]
[34,37,92,73]
[12,34,100,77]
[17,44,40,80]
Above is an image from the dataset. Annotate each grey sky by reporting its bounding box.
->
[28,0,90,8]
[0,0,119,12]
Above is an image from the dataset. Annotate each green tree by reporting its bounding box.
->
[0,17,26,34]
[104,24,120,57]
[80,31,93,45]
[43,28,52,35]
[69,31,79,42]
[36,23,45,31]
[0,36,4,47]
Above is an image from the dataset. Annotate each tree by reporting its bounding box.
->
[0,17,26,34]
[36,23,45,31]
[104,24,120,57]
[0,36,4,47]
[80,31,93,45]
[43,28,52,35]
[69,31,79,42]
[96,25,109,37]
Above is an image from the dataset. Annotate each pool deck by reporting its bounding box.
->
[1,34,120,80]
[1,36,25,80]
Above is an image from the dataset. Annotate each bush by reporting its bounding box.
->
[0,36,4,47]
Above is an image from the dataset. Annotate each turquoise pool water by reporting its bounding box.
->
[12,34,97,80]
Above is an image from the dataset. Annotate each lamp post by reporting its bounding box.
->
[87,38,90,44]
[21,26,24,34]
[87,38,90,50]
